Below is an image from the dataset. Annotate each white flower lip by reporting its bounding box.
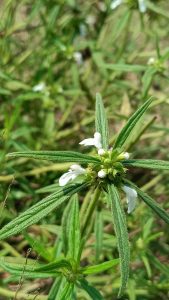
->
[79,132,102,149]
[147,57,155,65]
[73,52,83,65]
[138,0,147,13]
[32,82,46,92]
[59,164,86,186]
[122,185,137,214]
[110,0,123,10]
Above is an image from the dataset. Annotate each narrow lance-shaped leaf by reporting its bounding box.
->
[124,180,169,225]
[0,257,58,279]
[81,258,119,275]
[114,97,154,149]
[7,151,100,164]
[107,184,130,298]
[59,281,74,300]
[48,277,63,300]
[67,194,81,262]
[35,258,72,272]
[49,276,74,300]
[95,93,109,149]
[78,279,104,300]
[95,210,103,262]
[0,182,88,240]
[122,159,169,171]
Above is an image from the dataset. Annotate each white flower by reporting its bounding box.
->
[138,0,147,13]
[110,0,123,10]
[59,164,86,186]
[124,152,130,159]
[79,132,102,149]
[73,52,83,65]
[122,185,137,214]
[98,170,107,178]
[98,148,106,156]
[32,82,46,92]
[147,57,155,65]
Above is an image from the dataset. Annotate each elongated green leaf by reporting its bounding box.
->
[62,200,72,256]
[67,194,81,261]
[35,258,72,272]
[136,187,169,225]
[59,281,74,300]
[123,159,169,170]
[0,182,88,240]
[95,93,109,149]
[124,180,169,225]
[0,257,58,279]
[36,183,60,194]
[7,151,100,164]
[95,210,103,262]
[50,277,74,300]
[114,97,154,149]
[148,252,169,277]
[146,0,169,19]
[107,184,130,298]
[101,63,146,72]
[142,67,157,98]
[48,277,63,300]
[79,279,104,300]
[81,258,119,275]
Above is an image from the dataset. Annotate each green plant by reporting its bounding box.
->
[1,93,169,298]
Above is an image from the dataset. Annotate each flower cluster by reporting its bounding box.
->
[59,132,137,213]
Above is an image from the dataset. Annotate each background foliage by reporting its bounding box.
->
[0,0,169,299]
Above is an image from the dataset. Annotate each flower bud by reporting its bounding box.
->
[98,149,106,156]
[98,170,106,178]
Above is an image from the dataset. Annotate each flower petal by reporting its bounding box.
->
[59,171,73,186]
[122,185,137,214]
[79,132,102,149]
[94,132,102,149]
[70,164,86,174]
[138,0,147,13]
[79,138,96,147]
[110,0,123,10]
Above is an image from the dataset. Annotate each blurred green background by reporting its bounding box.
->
[1,0,169,299]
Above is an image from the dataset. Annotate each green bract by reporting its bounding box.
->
[2,94,169,298]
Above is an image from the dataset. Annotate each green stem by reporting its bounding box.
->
[81,187,101,237]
